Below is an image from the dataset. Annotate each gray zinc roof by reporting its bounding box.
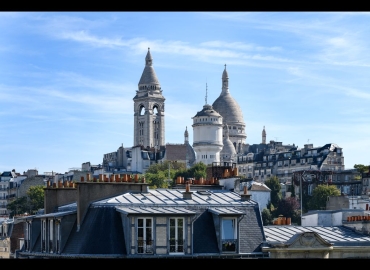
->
[116,206,196,215]
[264,225,370,246]
[92,189,258,207]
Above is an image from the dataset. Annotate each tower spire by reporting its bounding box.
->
[222,64,229,94]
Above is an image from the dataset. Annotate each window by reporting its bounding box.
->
[169,218,184,253]
[41,220,47,252]
[222,218,237,252]
[49,219,54,253]
[137,218,153,254]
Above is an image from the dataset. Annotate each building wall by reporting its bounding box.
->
[249,191,269,212]
[17,176,45,198]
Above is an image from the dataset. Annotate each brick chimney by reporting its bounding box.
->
[241,186,251,201]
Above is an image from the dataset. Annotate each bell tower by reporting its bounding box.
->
[133,48,165,148]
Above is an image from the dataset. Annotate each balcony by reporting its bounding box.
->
[137,239,153,254]
[222,239,237,252]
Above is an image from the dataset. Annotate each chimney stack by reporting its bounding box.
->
[183,181,193,200]
[241,186,251,201]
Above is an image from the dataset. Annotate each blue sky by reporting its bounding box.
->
[1,12,370,174]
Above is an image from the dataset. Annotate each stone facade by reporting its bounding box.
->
[133,48,165,149]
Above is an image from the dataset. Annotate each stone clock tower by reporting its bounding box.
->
[133,48,165,148]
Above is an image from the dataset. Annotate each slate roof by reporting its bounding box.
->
[264,225,370,246]
[165,143,194,162]
[62,207,126,255]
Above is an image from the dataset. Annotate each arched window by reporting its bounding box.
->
[139,105,145,116]
[153,106,159,115]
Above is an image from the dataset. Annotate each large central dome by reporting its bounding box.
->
[212,92,244,125]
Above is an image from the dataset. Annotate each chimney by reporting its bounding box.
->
[183,181,193,200]
[286,217,291,225]
[241,186,251,201]
[86,173,91,182]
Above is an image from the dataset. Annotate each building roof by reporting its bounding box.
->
[208,207,245,215]
[248,182,271,192]
[116,206,196,215]
[212,92,244,126]
[92,189,258,207]
[220,125,237,160]
[138,48,160,86]
[193,104,222,118]
[264,225,370,246]
[165,143,194,162]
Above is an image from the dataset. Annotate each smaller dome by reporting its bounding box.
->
[220,124,236,161]
[221,137,236,157]
[193,104,222,118]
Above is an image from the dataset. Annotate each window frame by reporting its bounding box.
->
[169,217,185,254]
[221,217,237,253]
[136,217,153,254]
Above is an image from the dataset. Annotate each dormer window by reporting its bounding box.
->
[222,218,237,252]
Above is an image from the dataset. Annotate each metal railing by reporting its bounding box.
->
[137,239,153,254]
[169,239,184,253]
[222,239,237,252]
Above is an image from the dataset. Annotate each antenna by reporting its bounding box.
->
[205,82,208,105]
[307,139,310,143]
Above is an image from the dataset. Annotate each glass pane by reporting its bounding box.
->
[138,228,143,239]
[170,219,175,226]
[222,219,234,239]
[178,218,183,227]
[146,228,152,239]
[138,219,143,227]
[177,227,183,239]
[170,227,175,239]
[146,219,152,227]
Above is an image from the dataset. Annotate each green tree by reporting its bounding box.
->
[276,197,300,218]
[27,185,45,214]
[307,184,341,211]
[7,196,28,217]
[265,176,282,207]
[188,162,207,179]
[7,185,45,216]
[145,171,168,189]
[261,208,273,225]
[354,164,369,174]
